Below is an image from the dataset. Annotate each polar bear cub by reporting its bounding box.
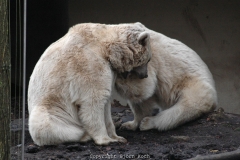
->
[28,23,151,146]
[116,23,217,131]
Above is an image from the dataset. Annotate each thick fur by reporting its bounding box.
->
[28,23,151,146]
[116,23,217,131]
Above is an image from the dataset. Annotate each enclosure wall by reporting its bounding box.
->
[68,0,240,114]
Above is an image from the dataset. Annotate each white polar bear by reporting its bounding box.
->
[28,23,152,146]
[116,23,217,131]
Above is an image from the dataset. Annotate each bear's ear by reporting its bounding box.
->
[137,32,149,46]
[135,22,145,27]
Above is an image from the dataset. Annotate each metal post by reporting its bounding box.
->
[21,0,27,159]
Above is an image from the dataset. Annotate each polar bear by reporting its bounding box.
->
[116,23,217,131]
[28,23,151,146]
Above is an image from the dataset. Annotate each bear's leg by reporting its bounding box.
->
[29,105,85,146]
[80,132,91,142]
[78,92,119,145]
[104,100,127,143]
[121,99,154,131]
[139,103,185,131]
[140,82,216,131]
[140,101,206,131]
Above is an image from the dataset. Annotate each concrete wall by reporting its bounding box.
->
[68,0,240,114]
[26,0,69,84]
[11,0,69,97]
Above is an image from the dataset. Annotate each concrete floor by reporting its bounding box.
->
[68,0,240,114]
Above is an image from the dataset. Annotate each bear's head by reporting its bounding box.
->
[107,23,151,79]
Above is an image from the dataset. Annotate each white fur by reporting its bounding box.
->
[116,23,217,131]
[28,23,151,146]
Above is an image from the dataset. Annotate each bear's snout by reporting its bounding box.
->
[132,63,148,79]
[139,73,148,79]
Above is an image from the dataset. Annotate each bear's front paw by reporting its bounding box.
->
[120,121,138,131]
[113,136,127,143]
[139,117,155,131]
[94,136,118,145]
[80,133,91,142]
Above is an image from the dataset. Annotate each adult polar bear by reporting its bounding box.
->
[28,23,151,146]
[116,23,217,131]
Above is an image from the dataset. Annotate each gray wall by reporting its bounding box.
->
[68,0,240,114]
